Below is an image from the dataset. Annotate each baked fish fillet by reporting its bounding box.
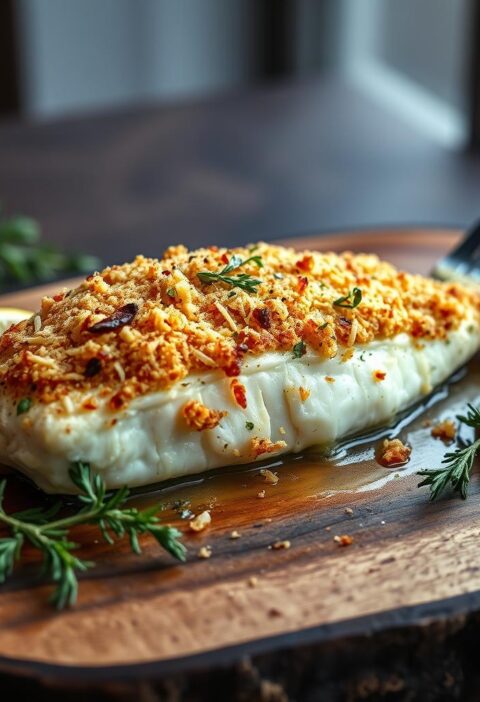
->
[0,243,478,493]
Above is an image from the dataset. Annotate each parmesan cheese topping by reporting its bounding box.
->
[0,243,479,409]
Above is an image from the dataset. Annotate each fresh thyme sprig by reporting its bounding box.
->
[197,254,263,293]
[333,287,362,309]
[0,208,100,286]
[0,462,186,608]
[417,404,480,500]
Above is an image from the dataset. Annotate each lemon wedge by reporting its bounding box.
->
[0,307,32,335]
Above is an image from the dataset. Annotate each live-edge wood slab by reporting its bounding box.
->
[3,226,480,688]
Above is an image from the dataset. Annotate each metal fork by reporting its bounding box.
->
[432,219,480,283]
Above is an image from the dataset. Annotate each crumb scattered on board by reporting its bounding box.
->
[257,489,266,499]
[378,438,411,467]
[260,468,279,485]
[198,545,212,559]
[271,540,291,550]
[189,510,211,532]
[230,530,241,540]
[431,418,456,442]
[334,534,353,547]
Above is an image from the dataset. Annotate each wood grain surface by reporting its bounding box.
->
[3,226,480,685]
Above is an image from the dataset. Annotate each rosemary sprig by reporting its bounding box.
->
[0,209,100,286]
[0,462,186,608]
[197,254,263,293]
[417,404,480,500]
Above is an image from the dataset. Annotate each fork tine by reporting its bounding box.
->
[446,219,480,259]
[432,219,480,281]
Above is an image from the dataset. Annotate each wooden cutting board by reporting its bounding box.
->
[2,226,480,685]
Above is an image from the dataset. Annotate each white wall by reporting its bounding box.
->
[17,0,254,117]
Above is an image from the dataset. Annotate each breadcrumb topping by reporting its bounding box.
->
[182,400,226,431]
[251,438,287,458]
[1,242,479,406]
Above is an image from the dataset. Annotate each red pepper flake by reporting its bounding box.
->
[338,316,352,329]
[53,293,64,303]
[252,307,271,330]
[106,381,134,411]
[231,379,247,409]
[236,331,254,350]
[224,359,241,377]
[297,255,314,272]
[88,303,138,334]
[297,276,308,294]
[162,270,171,276]
[220,252,229,264]
[223,342,249,377]
[110,395,123,410]
[373,370,386,382]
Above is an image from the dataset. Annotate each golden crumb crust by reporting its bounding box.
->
[0,242,479,407]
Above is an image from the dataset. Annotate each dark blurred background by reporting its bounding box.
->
[0,0,475,137]
[0,0,479,278]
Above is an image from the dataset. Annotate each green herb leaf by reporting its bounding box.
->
[197,254,263,293]
[166,287,177,297]
[0,216,40,245]
[292,340,306,358]
[333,287,362,309]
[417,404,480,500]
[0,462,186,608]
[457,404,480,428]
[245,421,254,431]
[0,211,101,287]
[16,397,32,415]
